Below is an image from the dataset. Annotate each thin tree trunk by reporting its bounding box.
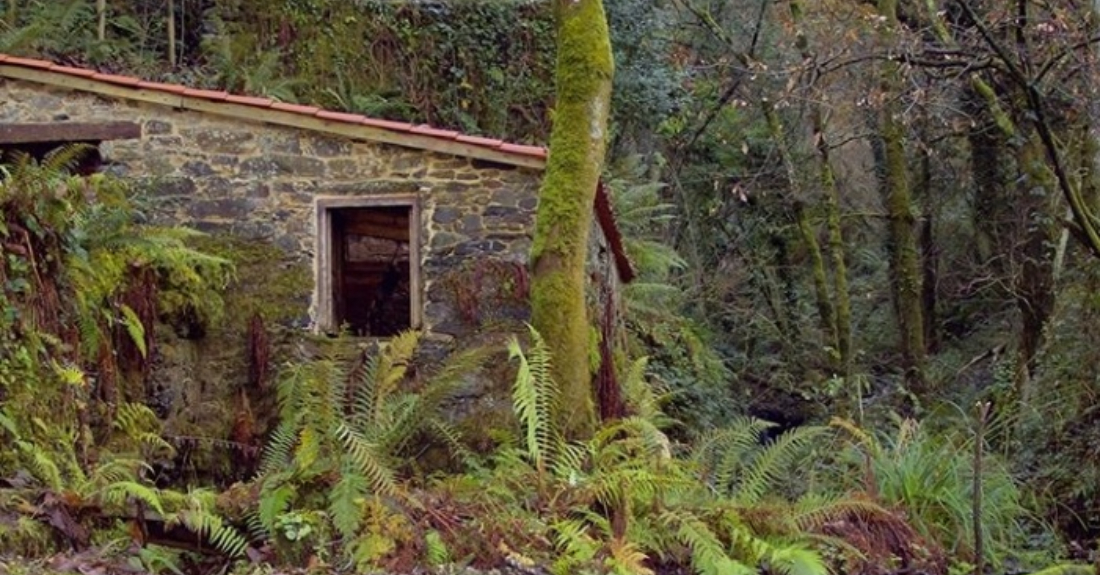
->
[167,0,177,66]
[819,123,853,375]
[762,101,837,358]
[790,0,854,376]
[530,0,614,440]
[6,0,16,27]
[97,0,106,41]
[917,132,939,353]
[877,0,926,391]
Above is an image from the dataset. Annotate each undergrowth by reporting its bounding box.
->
[0,148,240,559]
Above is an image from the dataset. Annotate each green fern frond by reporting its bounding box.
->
[790,493,893,532]
[20,441,64,491]
[258,420,297,477]
[765,544,828,575]
[508,327,562,476]
[735,426,827,505]
[330,463,368,538]
[335,424,398,497]
[117,303,147,358]
[424,530,450,566]
[257,482,296,536]
[97,481,165,515]
[551,518,600,575]
[663,510,754,575]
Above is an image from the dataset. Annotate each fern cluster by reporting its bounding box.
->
[254,331,485,567]
[425,327,864,575]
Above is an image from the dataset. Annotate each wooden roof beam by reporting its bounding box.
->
[0,121,140,144]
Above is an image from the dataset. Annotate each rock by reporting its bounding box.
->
[432,207,462,225]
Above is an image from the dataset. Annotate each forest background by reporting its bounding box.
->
[2,1,1100,574]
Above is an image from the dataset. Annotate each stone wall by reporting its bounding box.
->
[0,78,543,339]
[0,78,553,478]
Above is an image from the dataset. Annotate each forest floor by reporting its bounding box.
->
[0,552,558,575]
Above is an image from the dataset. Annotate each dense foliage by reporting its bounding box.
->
[3,0,1100,573]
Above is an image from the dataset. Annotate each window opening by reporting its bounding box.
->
[324,204,415,337]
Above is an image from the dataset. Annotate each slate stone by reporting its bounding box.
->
[309,136,352,157]
[192,129,255,154]
[328,159,360,178]
[432,207,462,224]
[245,182,270,198]
[275,234,301,253]
[518,197,538,210]
[491,189,522,207]
[484,205,520,218]
[154,177,196,197]
[182,161,215,177]
[454,240,505,256]
[458,215,482,234]
[263,134,301,154]
[272,154,327,177]
[239,157,280,178]
[203,177,232,196]
[430,231,467,250]
[188,198,253,220]
[145,120,173,135]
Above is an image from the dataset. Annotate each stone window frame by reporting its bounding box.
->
[314,194,422,334]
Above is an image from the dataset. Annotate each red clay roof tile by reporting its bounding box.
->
[315,110,366,123]
[92,73,142,86]
[4,56,52,69]
[51,65,97,77]
[410,125,460,139]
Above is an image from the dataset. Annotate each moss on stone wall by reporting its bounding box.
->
[150,234,312,484]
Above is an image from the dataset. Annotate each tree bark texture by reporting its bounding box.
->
[877,0,927,390]
[530,0,614,440]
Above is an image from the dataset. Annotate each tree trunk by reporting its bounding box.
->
[167,0,177,66]
[762,101,837,359]
[530,0,614,440]
[1013,133,1057,404]
[916,131,939,354]
[97,0,106,41]
[877,0,926,391]
[790,0,854,376]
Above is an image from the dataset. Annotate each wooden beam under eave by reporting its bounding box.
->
[0,121,141,144]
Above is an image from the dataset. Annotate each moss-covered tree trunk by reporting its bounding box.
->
[877,0,926,391]
[762,101,837,360]
[530,0,614,440]
[789,0,854,376]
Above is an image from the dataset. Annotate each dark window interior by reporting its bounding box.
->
[330,206,412,337]
[0,142,103,175]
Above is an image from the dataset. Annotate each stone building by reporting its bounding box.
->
[0,53,632,336]
[0,53,632,471]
